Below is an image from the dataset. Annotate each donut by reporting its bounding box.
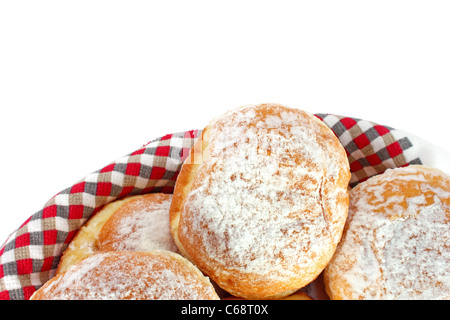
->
[324,165,450,300]
[31,250,220,300]
[57,193,178,274]
[170,103,351,299]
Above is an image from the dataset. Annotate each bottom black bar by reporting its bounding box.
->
[4,299,445,318]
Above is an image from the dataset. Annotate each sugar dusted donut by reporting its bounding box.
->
[98,193,178,252]
[324,165,450,300]
[57,193,178,274]
[170,103,351,299]
[31,251,219,300]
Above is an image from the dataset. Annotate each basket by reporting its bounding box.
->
[1,113,447,300]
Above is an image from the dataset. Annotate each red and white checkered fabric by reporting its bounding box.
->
[0,114,422,300]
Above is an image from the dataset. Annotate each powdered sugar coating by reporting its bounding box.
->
[32,251,219,300]
[325,165,450,300]
[177,104,350,297]
[99,194,179,253]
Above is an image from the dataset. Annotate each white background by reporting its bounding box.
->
[1,1,449,243]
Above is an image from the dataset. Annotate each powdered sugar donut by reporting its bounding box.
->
[170,103,351,299]
[57,193,178,274]
[324,165,450,300]
[98,193,178,252]
[31,251,219,300]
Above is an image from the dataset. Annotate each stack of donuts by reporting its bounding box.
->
[30,103,450,300]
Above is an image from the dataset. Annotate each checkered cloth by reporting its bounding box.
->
[0,114,423,300]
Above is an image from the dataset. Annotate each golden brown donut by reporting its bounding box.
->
[31,251,219,300]
[170,103,351,299]
[57,193,178,274]
[324,165,450,300]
